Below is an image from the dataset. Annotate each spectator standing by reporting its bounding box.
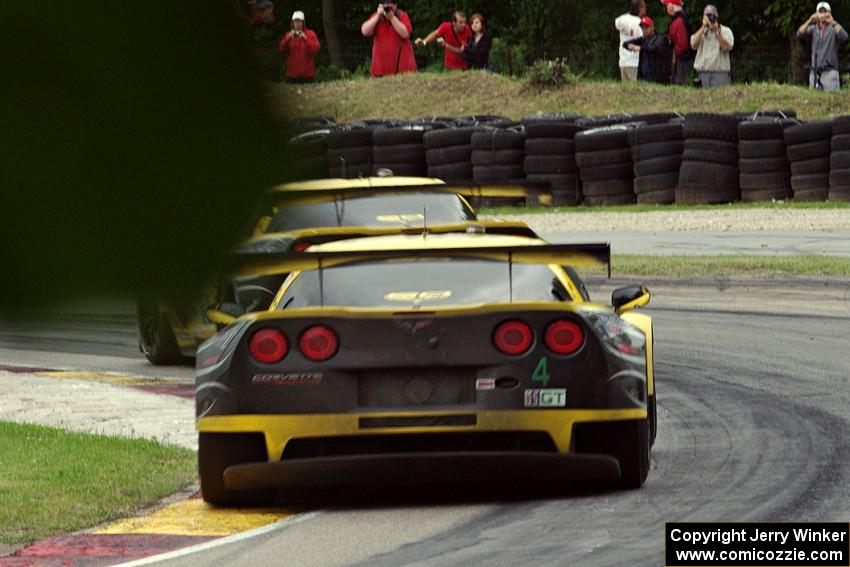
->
[459,13,492,70]
[615,0,646,81]
[415,11,472,71]
[250,1,284,82]
[661,0,692,85]
[690,4,734,88]
[797,2,848,92]
[623,16,674,83]
[279,11,321,83]
[361,3,417,77]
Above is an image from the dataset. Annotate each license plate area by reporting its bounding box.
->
[357,369,475,408]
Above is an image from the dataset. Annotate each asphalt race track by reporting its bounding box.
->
[1,281,849,566]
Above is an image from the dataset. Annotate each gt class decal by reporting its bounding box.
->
[524,388,566,407]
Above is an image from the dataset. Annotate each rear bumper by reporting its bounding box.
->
[223,451,620,491]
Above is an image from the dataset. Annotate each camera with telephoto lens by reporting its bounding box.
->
[383,5,391,13]
[706,13,717,23]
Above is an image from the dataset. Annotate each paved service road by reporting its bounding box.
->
[2,280,848,566]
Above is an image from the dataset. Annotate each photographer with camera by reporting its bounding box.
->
[361,2,417,76]
[278,11,321,83]
[690,4,734,88]
[415,11,471,71]
[797,2,848,92]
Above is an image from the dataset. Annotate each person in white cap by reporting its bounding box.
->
[798,2,848,91]
[279,10,321,83]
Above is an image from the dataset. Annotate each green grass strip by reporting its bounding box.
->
[0,421,196,545]
[610,255,850,277]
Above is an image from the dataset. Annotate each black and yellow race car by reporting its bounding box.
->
[195,233,655,505]
[138,176,544,365]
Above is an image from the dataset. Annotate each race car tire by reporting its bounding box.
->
[371,162,427,177]
[526,173,581,206]
[737,118,797,141]
[784,121,832,146]
[523,154,577,175]
[471,130,526,151]
[199,433,272,506]
[574,419,649,488]
[792,187,829,201]
[472,164,525,183]
[791,173,829,194]
[790,157,830,177]
[374,144,425,164]
[828,186,850,201]
[524,121,585,139]
[579,163,634,183]
[683,113,741,142]
[636,188,676,205]
[739,171,791,191]
[326,128,373,149]
[575,148,632,168]
[832,115,850,135]
[738,157,788,174]
[633,156,682,177]
[456,114,512,126]
[829,168,850,188]
[583,193,636,206]
[634,172,679,194]
[677,162,740,204]
[627,122,683,146]
[425,145,472,167]
[521,113,583,126]
[682,140,738,167]
[741,187,792,202]
[630,112,682,126]
[830,151,850,170]
[648,393,657,447]
[327,146,371,168]
[525,138,575,156]
[786,140,831,163]
[581,178,634,197]
[471,149,524,167]
[832,134,850,152]
[575,114,634,128]
[574,127,631,153]
[630,140,684,162]
[738,139,786,159]
[137,302,183,366]
[423,127,478,149]
[427,162,472,182]
[372,127,426,146]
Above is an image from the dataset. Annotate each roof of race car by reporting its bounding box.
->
[306,233,547,252]
[274,177,445,192]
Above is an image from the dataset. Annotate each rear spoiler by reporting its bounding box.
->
[231,243,611,279]
[267,182,553,207]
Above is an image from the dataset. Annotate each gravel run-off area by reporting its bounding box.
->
[485,208,850,233]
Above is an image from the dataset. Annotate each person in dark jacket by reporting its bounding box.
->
[661,0,692,85]
[250,0,284,81]
[444,12,491,70]
[623,16,673,84]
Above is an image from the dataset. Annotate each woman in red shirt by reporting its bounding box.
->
[279,10,321,83]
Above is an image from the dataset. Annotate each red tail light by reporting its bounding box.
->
[300,326,338,361]
[493,320,533,355]
[545,320,584,355]
[292,242,312,253]
[249,328,288,363]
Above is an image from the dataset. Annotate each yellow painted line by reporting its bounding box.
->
[36,371,185,387]
[94,498,297,536]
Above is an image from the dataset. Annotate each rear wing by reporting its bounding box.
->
[267,181,553,207]
[231,243,611,279]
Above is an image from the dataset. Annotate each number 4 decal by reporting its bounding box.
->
[531,356,550,387]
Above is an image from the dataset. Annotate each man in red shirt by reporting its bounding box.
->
[414,11,472,71]
[279,11,321,83]
[661,0,692,85]
[361,3,417,77]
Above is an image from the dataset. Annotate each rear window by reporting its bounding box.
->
[277,258,571,309]
[266,192,474,232]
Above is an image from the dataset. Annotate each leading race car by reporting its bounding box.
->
[195,233,655,505]
[138,176,543,364]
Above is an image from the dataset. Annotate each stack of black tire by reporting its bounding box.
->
[829,116,850,201]
[471,127,526,184]
[522,117,584,206]
[677,113,741,204]
[423,126,477,183]
[287,129,330,180]
[628,120,683,204]
[784,121,832,201]
[737,118,796,202]
[575,125,639,206]
[326,126,372,178]
[371,125,428,177]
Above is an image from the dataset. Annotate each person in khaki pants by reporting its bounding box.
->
[690,4,734,88]
[615,0,646,80]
